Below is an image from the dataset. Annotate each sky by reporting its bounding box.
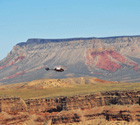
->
[0,0,140,60]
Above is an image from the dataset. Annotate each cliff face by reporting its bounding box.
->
[0,36,140,84]
[1,90,140,124]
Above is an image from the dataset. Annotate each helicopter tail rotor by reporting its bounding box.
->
[45,67,50,71]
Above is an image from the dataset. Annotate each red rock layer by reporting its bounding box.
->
[86,48,140,72]
[1,90,140,124]
[0,56,25,70]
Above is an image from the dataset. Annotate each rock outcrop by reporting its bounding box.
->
[1,90,140,124]
[0,36,140,84]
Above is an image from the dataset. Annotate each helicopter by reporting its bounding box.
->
[45,66,65,72]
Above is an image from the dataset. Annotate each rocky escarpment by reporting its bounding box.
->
[1,90,140,124]
[0,36,140,84]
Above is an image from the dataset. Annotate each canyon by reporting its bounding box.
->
[1,90,140,124]
[0,35,140,124]
[0,36,140,84]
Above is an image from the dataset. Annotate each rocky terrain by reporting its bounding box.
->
[1,90,140,124]
[0,35,140,84]
[0,35,140,124]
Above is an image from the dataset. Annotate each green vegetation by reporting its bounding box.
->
[0,82,140,99]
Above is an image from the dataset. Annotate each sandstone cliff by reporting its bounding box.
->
[1,90,140,124]
[0,36,140,84]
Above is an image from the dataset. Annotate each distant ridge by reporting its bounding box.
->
[17,35,140,46]
[98,35,140,39]
[0,35,140,84]
[17,37,96,46]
